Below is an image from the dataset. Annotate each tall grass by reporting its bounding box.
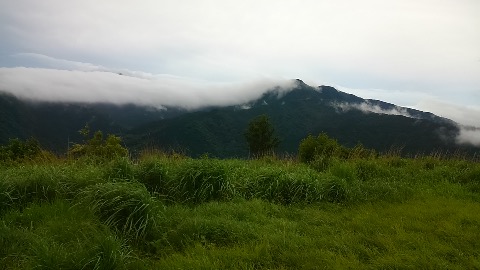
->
[0,163,105,213]
[1,153,480,269]
[0,200,141,270]
[77,182,160,240]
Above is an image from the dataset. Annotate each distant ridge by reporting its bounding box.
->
[125,81,472,157]
[0,81,477,157]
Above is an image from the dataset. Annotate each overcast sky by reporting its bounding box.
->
[0,0,479,128]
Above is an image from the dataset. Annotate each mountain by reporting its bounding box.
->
[124,80,473,157]
[0,80,477,157]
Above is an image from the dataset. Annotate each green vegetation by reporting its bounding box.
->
[68,124,128,160]
[244,114,280,158]
[1,133,479,269]
[0,138,53,164]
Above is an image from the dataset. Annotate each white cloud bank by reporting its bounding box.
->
[0,67,297,110]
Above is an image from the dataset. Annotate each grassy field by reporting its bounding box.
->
[1,154,479,269]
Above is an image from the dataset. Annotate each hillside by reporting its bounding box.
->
[125,81,471,157]
[1,80,478,157]
[0,92,182,153]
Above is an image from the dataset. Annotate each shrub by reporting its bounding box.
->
[68,125,128,160]
[298,133,349,164]
[298,135,319,163]
[0,138,52,164]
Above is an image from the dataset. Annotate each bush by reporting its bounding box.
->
[298,134,378,168]
[69,125,128,160]
[298,133,349,164]
[298,135,319,163]
[0,138,51,164]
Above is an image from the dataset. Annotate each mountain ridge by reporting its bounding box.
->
[0,81,477,157]
[124,82,473,157]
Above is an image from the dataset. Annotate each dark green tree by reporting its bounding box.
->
[244,114,280,157]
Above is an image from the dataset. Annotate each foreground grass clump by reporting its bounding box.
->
[0,201,141,269]
[0,163,105,213]
[1,153,480,269]
[78,181,160,239]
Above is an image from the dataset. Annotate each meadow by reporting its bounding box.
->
[1,149,480,269]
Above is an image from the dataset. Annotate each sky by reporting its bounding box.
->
[0,1,479,130]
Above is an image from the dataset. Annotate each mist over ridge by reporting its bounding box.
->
[0,67,297,110]
[1,66,479,150]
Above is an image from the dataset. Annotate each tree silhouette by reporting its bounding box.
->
[244,114,280,158]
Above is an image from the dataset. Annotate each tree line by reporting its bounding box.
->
[1,114,377,163]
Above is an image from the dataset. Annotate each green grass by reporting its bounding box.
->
[1,155,479,269]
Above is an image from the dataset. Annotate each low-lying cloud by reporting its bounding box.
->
[332,100,480,147]
[455,127,480,147]
[332,101,414,118]
[0,67,297,110]
[414,100,480,128]
[413,100,480,147]
[456,127,480,147]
